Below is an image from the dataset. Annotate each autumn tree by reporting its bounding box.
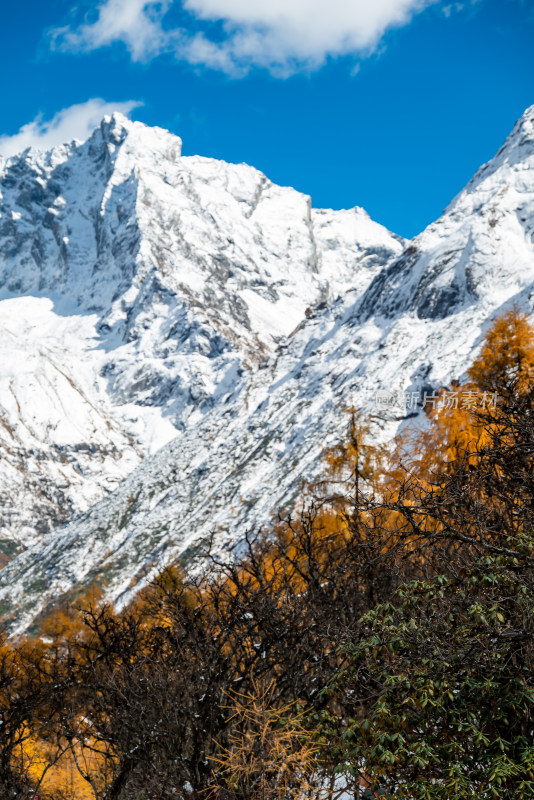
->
[321,310,534,798]
[209,679,319,800]
[0,634,70,799]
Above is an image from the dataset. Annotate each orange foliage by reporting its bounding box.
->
[402,309,534,478]
[468,307,534,394]
[38,584,105,646]
[22,733,109,800]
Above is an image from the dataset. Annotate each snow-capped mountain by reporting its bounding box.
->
[1,105,534,633]
[0,114,402,553]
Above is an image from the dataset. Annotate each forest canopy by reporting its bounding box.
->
[2,309,534,800]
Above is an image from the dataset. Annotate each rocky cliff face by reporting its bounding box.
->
[1,106,534,633]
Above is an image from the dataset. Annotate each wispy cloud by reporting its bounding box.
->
[0,99,142,158]
[50,0,444,76]
[51,0,174,61]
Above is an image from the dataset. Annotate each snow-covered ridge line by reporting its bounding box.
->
[1,105,534,633]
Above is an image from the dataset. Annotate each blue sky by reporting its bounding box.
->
[1,0,533,238]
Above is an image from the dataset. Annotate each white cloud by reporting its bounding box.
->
[50,0,443,75]
[0,98,142,158]
[51,0,174,61]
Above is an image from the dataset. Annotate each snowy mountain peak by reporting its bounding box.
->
[505,102,534,149]
[453,105,534,201]
[358,105,534,324]
[0,114,402,559]
[92,112,183,160]
[100,111,137,139]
